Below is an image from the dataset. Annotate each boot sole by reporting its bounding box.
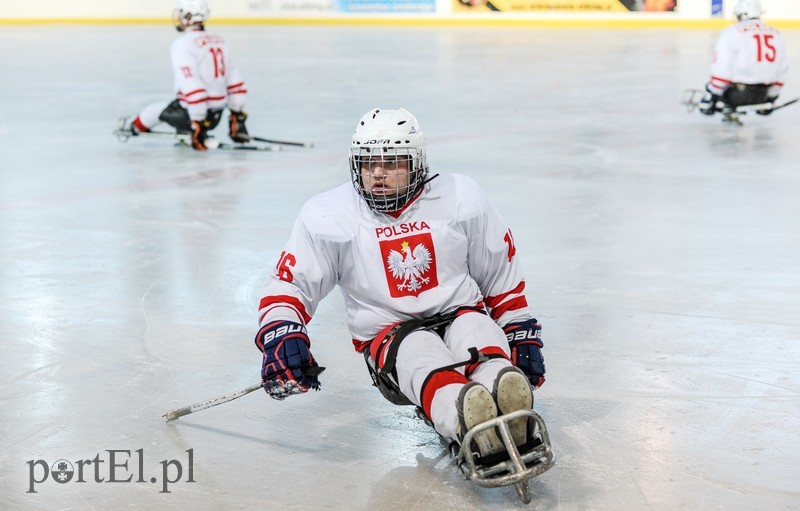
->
[459,383,503,457]
[495,368,533,447]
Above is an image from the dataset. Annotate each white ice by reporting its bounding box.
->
[1,25,799,510]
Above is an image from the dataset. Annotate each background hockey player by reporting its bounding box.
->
[124,0,250,150]
[699,0,789,116]
[253,108,547,460]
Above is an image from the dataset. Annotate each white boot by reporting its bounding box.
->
[492,366,534,447]
[456,382,503,458]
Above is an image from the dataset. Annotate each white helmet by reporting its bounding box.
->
[734,0,761,21]
[175,0,210,30]
[350,108,429,213]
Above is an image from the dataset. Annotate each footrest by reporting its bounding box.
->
[457,409,555,488]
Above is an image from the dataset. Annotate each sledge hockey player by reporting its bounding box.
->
[253,108,550,485]
[698,0,789,118]
[122,0,249,151]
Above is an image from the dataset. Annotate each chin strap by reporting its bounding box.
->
[422,172,440,187]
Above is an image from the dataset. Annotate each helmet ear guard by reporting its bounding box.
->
[349,108,429,213]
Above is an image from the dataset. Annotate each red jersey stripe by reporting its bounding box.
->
[258,295,312,324]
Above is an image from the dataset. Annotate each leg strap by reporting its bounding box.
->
[364,306,487,406]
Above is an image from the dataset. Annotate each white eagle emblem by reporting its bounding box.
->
[386,240,432,293]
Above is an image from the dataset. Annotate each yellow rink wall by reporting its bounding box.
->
[1,0,799,28]
[3,18,800,28]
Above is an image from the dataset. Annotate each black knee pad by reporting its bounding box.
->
[159,100,224,132]
[158,100,192,132]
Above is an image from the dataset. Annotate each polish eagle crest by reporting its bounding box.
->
[386,240,432,293]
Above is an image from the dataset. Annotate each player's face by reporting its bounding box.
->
[360,156,410,197]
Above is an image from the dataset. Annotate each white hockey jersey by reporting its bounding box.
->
[257,174,534,346]
[708,19,789,95]
[170,30,247,121]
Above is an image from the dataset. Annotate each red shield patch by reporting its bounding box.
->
[379,233,438,298]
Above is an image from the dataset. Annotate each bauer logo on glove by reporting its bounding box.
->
[254,320,325,400]
[503,319,545,388]
[505,323,541,342]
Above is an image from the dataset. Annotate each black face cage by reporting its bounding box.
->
[173,9,205,31]
[349,147,428,213]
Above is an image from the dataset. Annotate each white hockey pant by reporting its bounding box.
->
[394,312,512,442]
[136,100,173,130]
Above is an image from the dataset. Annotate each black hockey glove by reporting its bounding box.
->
[698,86,722,116]
[503,319,546,388]
[229,110,250,143]
[255,320,323,400]
[190,120,210,150]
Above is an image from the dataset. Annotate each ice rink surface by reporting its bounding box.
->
[1,23,799,510]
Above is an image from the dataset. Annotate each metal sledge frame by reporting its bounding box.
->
[457,409,555,504]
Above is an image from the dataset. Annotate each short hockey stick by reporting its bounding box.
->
[681,89,798,114]
[113,127,281,151]
[164,383,263,422]
[250,136,314,148]
[769,98,798,112]
[163,366,326,421]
